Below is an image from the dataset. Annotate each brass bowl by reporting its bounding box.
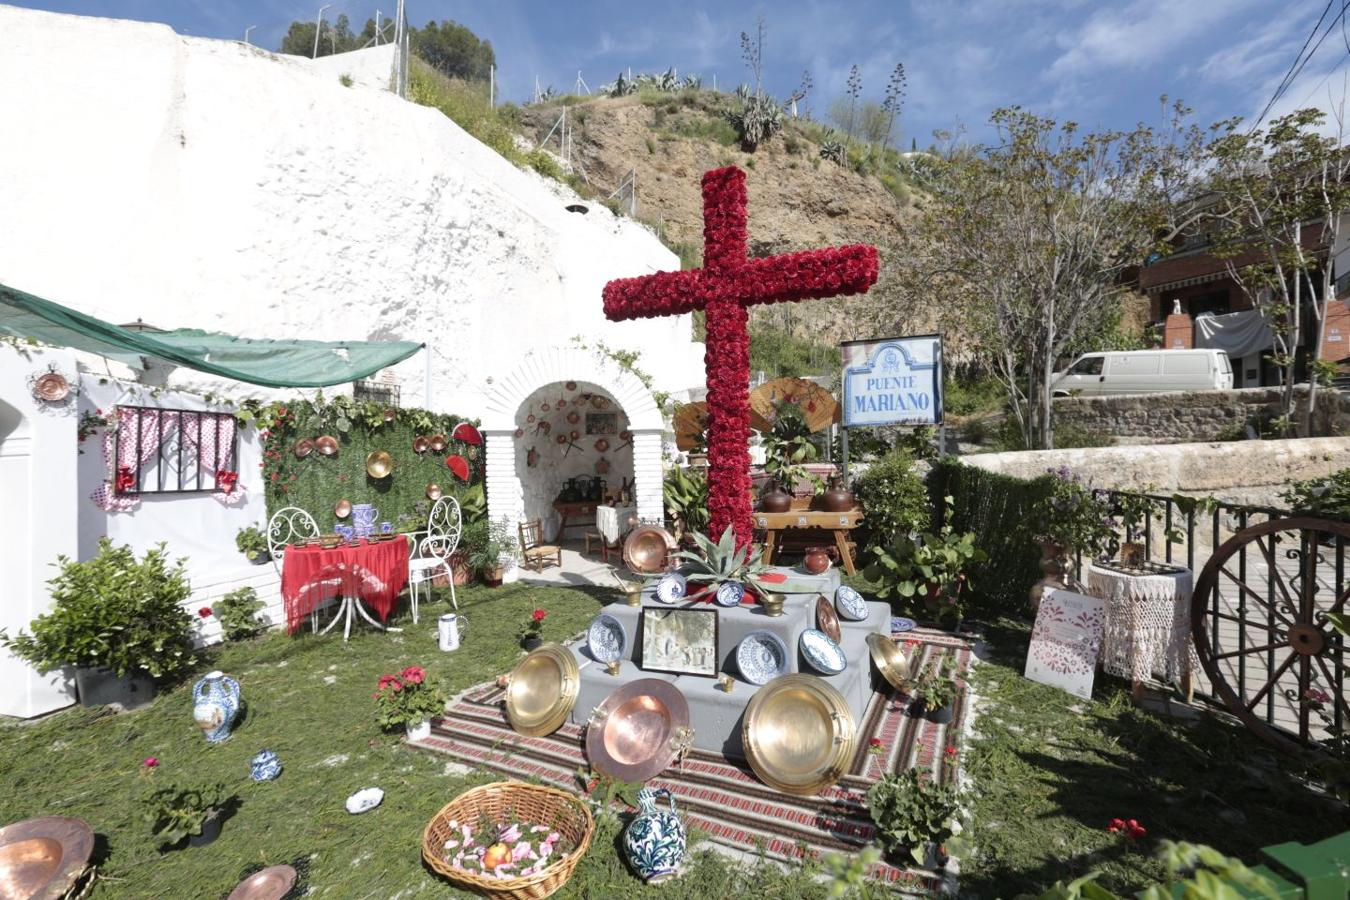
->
[866,633,911,692]
[623,525,674,575]
[760,593,785,617]
[334,499,352,519]
[585,678,691,782]
[426,483,443,501]
[227,864,298,900]
[315,435,339,456]
[743,674,855,796]
[0,815,94,900]
[413,436,430,454]
[815,595,841,642]
[429,434,447,452]
[365,450,393,479]
[293,438,314,459]
[505,643,579,737]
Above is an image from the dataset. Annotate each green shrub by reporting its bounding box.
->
[855,450,931,549]
[1214,421,1249,441]
[216,587,265,641]
[943,375,1004,417]
[865,769,961,865]
[726,93,784,151]
[0,540,197,679]
[525,149,563,180]
[1282,467,1350,519]
[990,417,1115,451]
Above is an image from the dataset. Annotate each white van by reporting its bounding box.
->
[1052,349,1233,396]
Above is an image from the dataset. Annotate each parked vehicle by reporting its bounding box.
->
[1051,349,1233,396]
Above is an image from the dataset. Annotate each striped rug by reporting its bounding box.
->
[409,626,973,893]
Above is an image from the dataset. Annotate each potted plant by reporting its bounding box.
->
[518,608,548,650]
[447,485,488,585]
[663,466,711,542]
[214,587,266,641]
[911,652,959,723]
[0,539,198,708]
[865,768,961,868]
[373,665,446,741]
[759,402,824,511]
[863,498,986,627]
[1029,467,1113,606]
[1111,491,1160,568]
[234,525,271,564]
[142,781,237,849]
[469,519,516,586]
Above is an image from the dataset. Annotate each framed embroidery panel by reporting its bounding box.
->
[1023,588,1107,700]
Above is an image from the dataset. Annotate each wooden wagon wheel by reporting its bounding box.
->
[1191,516,1350,751]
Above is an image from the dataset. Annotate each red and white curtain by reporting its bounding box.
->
[90,408,243,511]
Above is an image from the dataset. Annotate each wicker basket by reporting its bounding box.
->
[421,781,595,900]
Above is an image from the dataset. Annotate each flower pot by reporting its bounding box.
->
[189,811,222,848]
[758,488,791,513]
[926,703,954,725]
[1029,538,1074,612]
[521,637,543,651]
[920,841,948,871]
[449,550,472,586]
[248,551,271,566]
[74,666,156,710]
[483,566,504,587]
[406,719,432,742]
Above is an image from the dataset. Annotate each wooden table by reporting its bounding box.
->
[754,509,865,575]
[552,500,599,543]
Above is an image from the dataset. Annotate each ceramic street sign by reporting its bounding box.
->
[841,335,943,427]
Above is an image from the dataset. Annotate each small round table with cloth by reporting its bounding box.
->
[281,538,410,641]
[1088,560,1199,703]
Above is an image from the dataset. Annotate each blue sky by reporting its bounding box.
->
[13,0,1349,142]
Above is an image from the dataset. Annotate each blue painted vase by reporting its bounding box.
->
[623,788,686,883]
[352,504,380,539]
[192,671,241,744]
[250,750,282,781]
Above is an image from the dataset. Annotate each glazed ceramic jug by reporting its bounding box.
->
[193,671,241,744]
[803,546,833,575]
[623,788,686,884]
[351,504,379,538]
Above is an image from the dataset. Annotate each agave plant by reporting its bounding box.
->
[726,92,785,151]
[674,526,772,588]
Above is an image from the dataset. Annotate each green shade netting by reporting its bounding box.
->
[0,283,423,388]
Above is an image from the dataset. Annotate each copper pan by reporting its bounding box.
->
[623,525,675,575]
[866,633,911,692]
[586,679,691,782]
[32,373,71,403]
[428,434,447,452]
[413,436,430,454]
[426,483,443,501]
[504,644,579,737]
[815,595,841,643]
[0,815,94,900]
[227,864,298,900]
[293,438,314,459]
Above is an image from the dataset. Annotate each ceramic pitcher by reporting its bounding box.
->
[193,671,241,744]
[623,788,686,884]
[351,504,380,538]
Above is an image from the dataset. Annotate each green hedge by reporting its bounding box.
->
[258,398,483,534]
[927,457,1055,613]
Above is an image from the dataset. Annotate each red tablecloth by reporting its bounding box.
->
[280,538,410,634]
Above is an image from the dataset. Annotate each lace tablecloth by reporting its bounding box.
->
[1088,562,1199,684]
[596,503,637,546]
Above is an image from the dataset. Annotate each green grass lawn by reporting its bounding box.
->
[2,584,1344,898]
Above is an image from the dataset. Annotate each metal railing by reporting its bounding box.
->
[113,407,239,495]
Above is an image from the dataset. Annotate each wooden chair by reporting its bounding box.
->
[518,519,562,572]
[584,531,618,563]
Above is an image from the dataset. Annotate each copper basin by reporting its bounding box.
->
[586,679,690,782]
[0,816,94,900]
[623,525,674,575]
[226,864,298,900]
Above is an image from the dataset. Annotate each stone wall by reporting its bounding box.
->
[1053,387,1350,443]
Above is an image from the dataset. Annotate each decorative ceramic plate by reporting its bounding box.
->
[345,787,384,814]
[815,595,841,642]
[736,630,789,685]
[834,585,868,621]
[799,629,847,675]
[890,616,917,634]
[586,613,627,663]
[655,571,687,604]
[715,581,745,607]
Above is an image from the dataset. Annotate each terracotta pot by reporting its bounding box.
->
[803,546,832,575]
[483,566,504,587]
[449,550,472,586]
[759,488,792,513]
[822,485,855,512]
[1029,538,1074,612]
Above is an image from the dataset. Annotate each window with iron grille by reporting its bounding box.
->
[353,379,400,407]
[112,406,240,495]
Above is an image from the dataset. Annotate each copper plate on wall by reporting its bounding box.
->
[334,499,352,519]
[0,815,94,900]
[315,435,339,456]
[815,595,841,642]
[623,525,675,575]
[413,436,429,454]
[866,633,911,692]
[226,864,298,900]
[365,450,393,479]
[32,373,71,402]
[293,438,314,459]
[426,483,443,501]
[428,434,447,452]
[586,679,691,782]
[505,644,579,737]
[742,674,855,796]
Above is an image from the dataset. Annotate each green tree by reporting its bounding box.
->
[278,13,362,58]
[413,20,495,82]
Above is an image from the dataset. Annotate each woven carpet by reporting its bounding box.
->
[408,626,972,893]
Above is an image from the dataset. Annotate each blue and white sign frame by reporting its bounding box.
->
[840,334,944,427]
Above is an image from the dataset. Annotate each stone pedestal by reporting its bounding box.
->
[566,566,889,759]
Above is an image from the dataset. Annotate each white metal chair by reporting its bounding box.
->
[406,496,462,625]
[267,507,323,631]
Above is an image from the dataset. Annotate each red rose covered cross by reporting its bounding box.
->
[602,166,878,546]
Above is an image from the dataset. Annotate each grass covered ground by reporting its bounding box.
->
[2,582,1343,898]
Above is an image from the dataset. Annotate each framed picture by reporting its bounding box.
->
[640,608,720,677]
[586,412,618,435]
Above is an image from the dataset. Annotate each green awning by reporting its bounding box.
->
[0,283,424,388]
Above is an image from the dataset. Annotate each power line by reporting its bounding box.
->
[1251,0,1339,130]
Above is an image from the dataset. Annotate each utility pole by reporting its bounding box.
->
[374,11,380,46]
[243,25,256,45]
[312,4,330,59]
[489,65,495,108]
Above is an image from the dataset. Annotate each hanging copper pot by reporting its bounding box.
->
[365,450,393,479]
[426,483,443,501]
[334,499,352,519]
[293,438,315,459]
[413,436,429,454]
[32,372,71,402]
[429,434,447,452]
[595,457,610,474]
[527,447,539,468]
[566,410,581,425]
[565,381,577,391]
[594,438,610,452]
[315,435,339,456]
[382,408,397,423]
[514,428,524,438]
[570,430,580,440]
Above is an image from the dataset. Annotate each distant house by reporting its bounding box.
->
[1138,215,1350,388]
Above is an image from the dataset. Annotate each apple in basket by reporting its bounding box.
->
[483,842,512,871]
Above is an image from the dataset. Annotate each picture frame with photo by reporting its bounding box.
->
[640,607,720,677]
[586,412,618,435]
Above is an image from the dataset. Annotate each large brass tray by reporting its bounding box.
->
[623,525,675,575]
[504,643,579,737]
[866,633,911,692]
[585,679,691,782]
[0,815,94,900]
[742,674,855,796]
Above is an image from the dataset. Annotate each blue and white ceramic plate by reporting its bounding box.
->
[655,572,687,604]
[834,585,869,622]
[799,629,847,675]
[736,630,789,685]
[587,613,628,663]
[715,581,745,607]
[890,616,917,634]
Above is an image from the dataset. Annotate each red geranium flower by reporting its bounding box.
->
[198,607,213,618]
[1107,818,1147,840]
[377,674,402,691]
[532,609,547,622]
[944,746,958,756]
[869,737,882,748]
[401,666,426,685]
